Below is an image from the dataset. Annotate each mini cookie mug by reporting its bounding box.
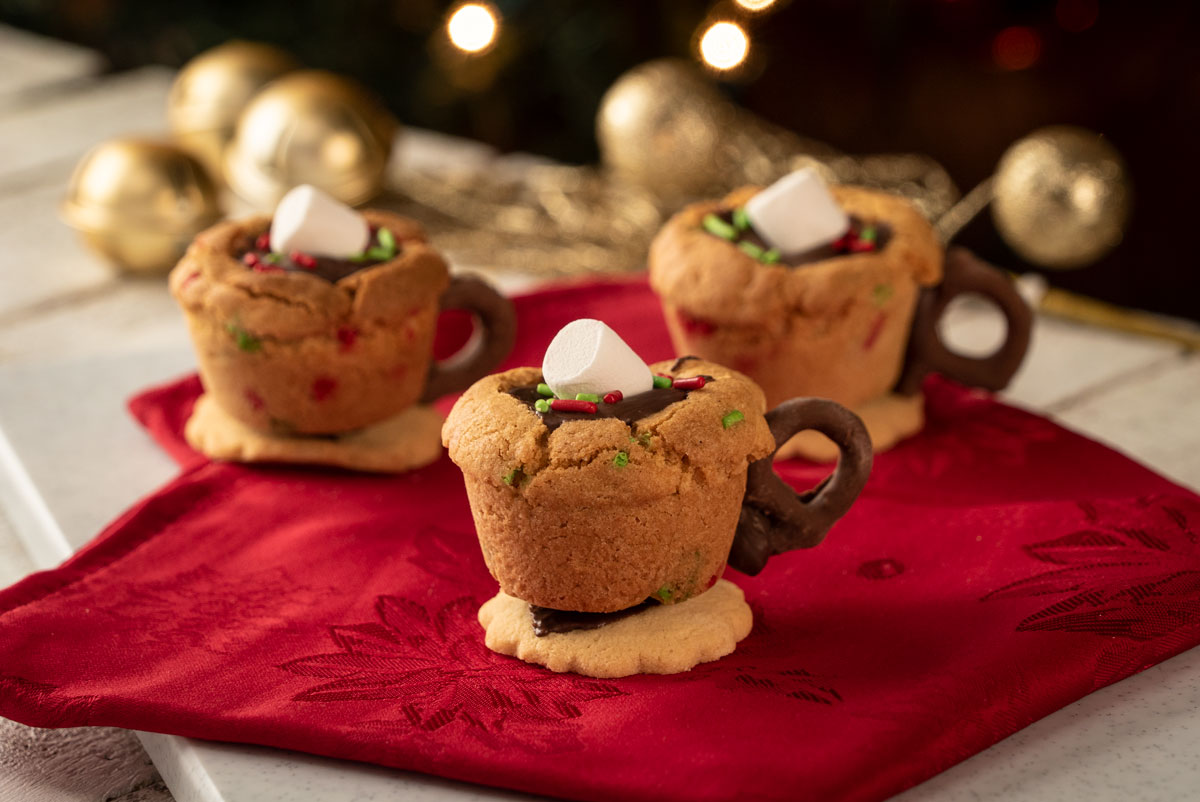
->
[649,183,1031,458]
[170,209,515,436]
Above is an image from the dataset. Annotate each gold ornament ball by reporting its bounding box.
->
[61,138,222,274]
[991,125,1131,269]
[223,70,397,209]
[167,40,298,176]
[596,59,733,198]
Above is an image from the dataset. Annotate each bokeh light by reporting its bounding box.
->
[699,22,750,71]
[992,26,1043,71]
[447,3,499,54]
[734,0,778,11]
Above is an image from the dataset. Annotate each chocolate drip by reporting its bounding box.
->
[715,211,892,267]
[238,228,396,283]
[530,599,655,636]
[509,377,714,432]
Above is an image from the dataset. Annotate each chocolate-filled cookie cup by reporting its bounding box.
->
[649,185,1031,455]
[443,358,871,614]
[170,210,515,435]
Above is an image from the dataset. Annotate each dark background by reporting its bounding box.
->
[2,0,1196,320]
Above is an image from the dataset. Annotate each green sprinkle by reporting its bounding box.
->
[762,249,781,264]
[377,227,396,255]
[652,375,672,389]
[575,392,600,402]
[630,432,653,448]
[613,451,629,468]
[702,213,737,241]
[737,241,765,259]
[655,585,674,603]
[225,323,261,353]
[502,468,519,486]
[534,398,551,413]
[872,283,893,306]
[732,207,751,231]
[365,246,391,260]
[536,382,554,397]
[263,252,280,264]
[860,226,877,243]
[721,409,745,429]
[348,252,370,262]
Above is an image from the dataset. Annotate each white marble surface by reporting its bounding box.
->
[1,25,1199,802]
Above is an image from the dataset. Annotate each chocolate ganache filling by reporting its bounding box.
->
[508,372,714,432]
[238,226,398,283]
[714,210,892,267]
[530,599,656,637]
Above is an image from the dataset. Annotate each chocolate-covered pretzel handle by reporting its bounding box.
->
[421,276,517,402]
[896,246,1033,396]
[729,398,873,576]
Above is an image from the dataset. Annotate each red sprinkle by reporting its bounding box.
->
[244,389,265,411]
[336,327,358,351]
[252,262,284,274]
[849,238,877,253]
[550,398,598,414]
[864,311,887,351]
[672,375,706,391]
[291,251,317,270]
[311,377,337,401]
[255,233,271,251]
[603,390,623,404]
[677,309,717,337]
[241,252,261,268]
[832,231,854,251]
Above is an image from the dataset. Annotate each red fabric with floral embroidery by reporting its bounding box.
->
[1,278,1199,802]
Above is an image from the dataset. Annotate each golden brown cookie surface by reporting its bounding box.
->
[185,393,443,473]
[649,184,941,327]
[169,210,449,434]
[443,358,775,613]
[648,185,943,410]
[478,579,752,678]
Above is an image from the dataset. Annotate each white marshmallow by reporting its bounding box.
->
[542,319,653,400]
[269,184,370,258]
[743,167,849,255]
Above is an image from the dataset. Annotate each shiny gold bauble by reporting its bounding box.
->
[224,70,397,208]
[61,138,222,274]
[167,41,298,176]
[596,59,735,198]
[991,125,1131,269]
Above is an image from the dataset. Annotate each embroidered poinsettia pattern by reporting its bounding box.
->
[278,595,626,749]
[983,498,1200,640]
[682,603,844,705]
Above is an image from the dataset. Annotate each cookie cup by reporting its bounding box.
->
[443,360,775,613]
[649,185,941,409]
[169,211,448,435]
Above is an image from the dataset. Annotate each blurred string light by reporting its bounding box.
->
[447,3,499,54]
[991,25,1043,71]
[734,0,778,11]
[699,21,749,71]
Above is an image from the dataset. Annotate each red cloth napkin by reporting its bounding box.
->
[2,277,1199,802]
